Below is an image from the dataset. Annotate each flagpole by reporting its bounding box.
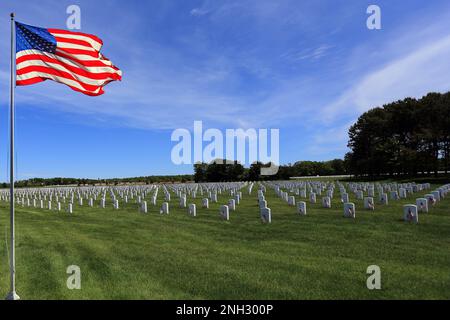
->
[6,12,20,301]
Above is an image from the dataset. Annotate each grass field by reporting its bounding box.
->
[0,183,449,300]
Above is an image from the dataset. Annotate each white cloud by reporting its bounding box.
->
[323,34,450,123]
[281,45,334,62]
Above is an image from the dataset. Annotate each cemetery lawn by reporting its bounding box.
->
[0,184,449,300]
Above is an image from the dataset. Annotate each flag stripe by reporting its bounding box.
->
[16,51,120,74]
[17,66,108,90]
[56,46,99,58]
[17,59,121,83]
[17,77,105,97]
[50,33,102,51]
[53,36,96,50]
[56,49,114,66]
[17,71,103,95]
[56,41,98,52]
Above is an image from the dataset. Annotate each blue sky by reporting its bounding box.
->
[1,0,450,180]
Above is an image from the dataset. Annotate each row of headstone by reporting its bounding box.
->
[403,183,450,224]
[264,179,443,223]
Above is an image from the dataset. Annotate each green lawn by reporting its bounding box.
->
[0,183,449,300]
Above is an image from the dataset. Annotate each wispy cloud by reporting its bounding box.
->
[323,33,450,124]
[281,45,334,62]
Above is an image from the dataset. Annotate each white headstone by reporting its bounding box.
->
[228,199,236,211]
[424,194,436,206]
[416,198,428,213]
[403,205,418,223]
[160,202,169,214]
[297,201,306,215]
[344,203,356,219]
[322,197,331,208]
[179,196,187,208]
[288,196,296,206]
[260,207,271,224]
[188,204,196,217]
[141,201,148,213]
[390,191,399,201]
[380,193,388,205]
[364,197,374,210]
[220,205,229,221]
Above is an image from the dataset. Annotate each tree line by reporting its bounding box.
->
[2,175,194,188]
[193,159,347,182]
[345,92,450,177]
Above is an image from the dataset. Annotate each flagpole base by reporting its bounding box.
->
[5,291,20,300]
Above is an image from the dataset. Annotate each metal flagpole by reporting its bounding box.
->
[6,12,20,301]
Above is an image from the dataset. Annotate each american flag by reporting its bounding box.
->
[15,22,122,96]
